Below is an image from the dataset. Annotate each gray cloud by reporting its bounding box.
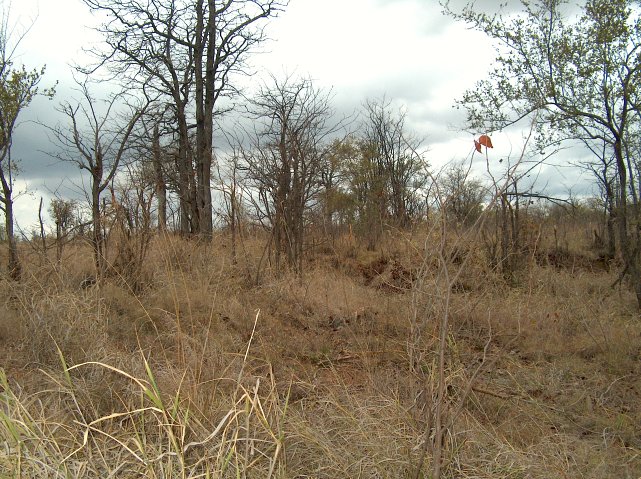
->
[4,0,596,228]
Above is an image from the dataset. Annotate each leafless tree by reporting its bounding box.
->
[50,80,147,277]
[342,98,428,250]
[151,122,167,232]
[81,0,287,238]
[130,106,179,233]
[109,162,156,290]
[362,98,428,227]
[216,151,246,263]
[241,75,339,274]
[439,160,487,226]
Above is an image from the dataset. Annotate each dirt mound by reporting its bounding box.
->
[359,256,415,292]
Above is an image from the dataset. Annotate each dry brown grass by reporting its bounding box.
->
[0,224,639,478]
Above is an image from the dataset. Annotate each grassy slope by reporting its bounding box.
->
[0,223,639,478]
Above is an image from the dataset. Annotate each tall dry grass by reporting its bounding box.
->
[0,223,639,478]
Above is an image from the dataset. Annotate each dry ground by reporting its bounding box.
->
[0,223,639,478]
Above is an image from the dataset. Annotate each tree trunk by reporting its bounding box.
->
[605,185,616,260]
[230,182,237,264]
[38,197,47,257]
[92,178,105,278]
[194,0,207,238]
[614,139,641,308]
[171,96,197,236]
[56,219,63,264]
[0,166,20,280]
[152,124,167,232]
[194,0,216,239]
[5,194,20,280]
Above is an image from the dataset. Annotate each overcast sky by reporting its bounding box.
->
[6,0,591,231]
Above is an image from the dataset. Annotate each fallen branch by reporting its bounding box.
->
[471,385,513,400]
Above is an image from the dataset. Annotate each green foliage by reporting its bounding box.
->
[448,0,641,148]
[0,10,55,279]
[446,0,641,306]
[0,61,53,158]
[49,198,78,232]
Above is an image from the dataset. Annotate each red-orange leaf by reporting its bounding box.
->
[478,134,493,148]
[474,140,482,153]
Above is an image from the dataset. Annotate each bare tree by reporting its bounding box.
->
[363,98,428,228]
[131,106,177,233]
[109,162,156,290]
[241,76,339,274]
[51,80,146,277]
[151,121,167,232]
[216,151,246,263]
[343,98,428,250]
[440,160,487,226]
[81,0,287,238]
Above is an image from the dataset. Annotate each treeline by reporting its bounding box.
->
[43,87,431,275]
[1,0,436,279]
[3,0,641,308]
